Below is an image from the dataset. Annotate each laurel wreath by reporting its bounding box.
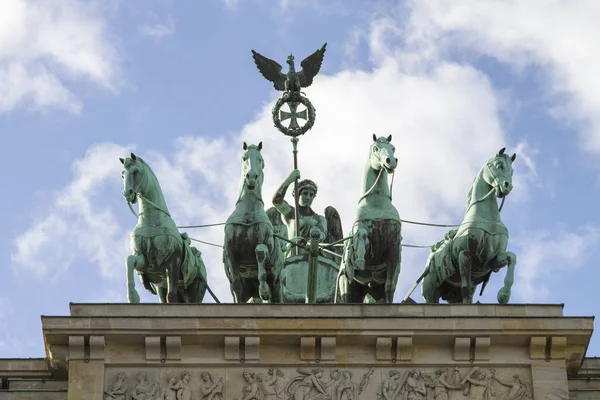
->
[272,94,316,137]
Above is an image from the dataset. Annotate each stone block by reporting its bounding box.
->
[530,336,547,360]
[300,337,316,360]
[376,337,392,361]
[453,337,471,361]
[145,336,161,361]
[396,337,412,361]
[245,336,260,362]
[474,337,490,360]
[68,336,85,360]
[166,336,182,360]
[224,337,240,360]
[89,336,104,360]
[321,337,336,361]
[551,336,567,360]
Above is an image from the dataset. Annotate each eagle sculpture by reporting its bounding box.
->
[251,43,327,94]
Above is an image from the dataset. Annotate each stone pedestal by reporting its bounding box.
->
[25,303,590,400]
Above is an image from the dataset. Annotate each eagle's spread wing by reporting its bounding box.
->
[251,50,286,91]
[324,205,343,265]
[298,43,327,88]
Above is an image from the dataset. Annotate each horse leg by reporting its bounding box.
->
[384,238,402,303]
[166,257,181,303]
[266,235,282,304]
[354,227,368,272]
[156,285,168,303]
[458,250,473,304]
[495,251,517,304]
[421,268,437,303]
[126,254,144,303]
[256,244,271,302]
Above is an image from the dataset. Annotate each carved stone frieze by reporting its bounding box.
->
[103,367,532,400]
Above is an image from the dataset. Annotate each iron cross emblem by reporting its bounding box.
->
[279,101,308,130]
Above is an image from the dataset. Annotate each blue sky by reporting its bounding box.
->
[1,0,599,357]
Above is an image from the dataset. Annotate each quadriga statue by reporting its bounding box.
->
[120,153,208,303]
[223,142,284,303]
[336,134,402,303]
[422,148,517,304]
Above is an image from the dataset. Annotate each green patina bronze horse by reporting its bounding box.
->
[223,142,284,303]
[121,153,208,303]
[336,135,402,303]
[422,148,517,304]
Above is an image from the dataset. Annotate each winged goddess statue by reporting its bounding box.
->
[251,43,327,96]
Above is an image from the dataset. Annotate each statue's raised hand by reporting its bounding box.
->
[287,169,301,184]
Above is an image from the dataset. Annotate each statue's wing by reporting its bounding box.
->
[324,206,344,261]
[251,50,286,91]
[298,43,327,88]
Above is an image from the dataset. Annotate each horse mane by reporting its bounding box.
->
[135,157,159,188]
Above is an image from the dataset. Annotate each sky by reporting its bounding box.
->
[0,0,599,358]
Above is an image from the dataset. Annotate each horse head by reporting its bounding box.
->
[241,142,264,192]
[120,152,148,204]
[370,134,397,173]
[482,147,516,198]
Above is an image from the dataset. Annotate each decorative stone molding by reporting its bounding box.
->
[454,337,471,361]
[245,336,260,362]
[89,335,105,360]
[376,337,393,361]
[166,336,182,360]
[321,337,336,361]
[68,336,85,360]
[396,337,413,361]
[529,336,547,360]
[551,336,567,360]
[224,336,240,360]
[474,337,490,361]
[145,336,161,361]
[300,337,316,360]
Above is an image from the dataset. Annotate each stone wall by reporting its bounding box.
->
[0,303,596,400]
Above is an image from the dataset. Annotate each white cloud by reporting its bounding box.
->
[139,17,176,39]
[12,143,131,280]
[404,0,600,154]
[513,227,600,302]
[0,0,120,113]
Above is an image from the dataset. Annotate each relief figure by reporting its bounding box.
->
[258,368,285,400]
[131,373,159,400]
[463,368,495,400]
[199,372,223,400]
[286,368,331,400]
[105,372,128,400]
[237,371,262,400]
[336,371,359,400]
[378,371,405,400]
[161,375,180,400]
[495,374,532,400]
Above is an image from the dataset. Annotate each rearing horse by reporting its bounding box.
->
[223,142,283,303]
[121,153,208,304]
[337,134,402,303]
[422,148,517,304]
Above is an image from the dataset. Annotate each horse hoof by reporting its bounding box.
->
[259,283,271,302]
[128,290,140,304]
[497,288,511,304]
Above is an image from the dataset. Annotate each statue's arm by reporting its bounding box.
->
[273,171,299,221]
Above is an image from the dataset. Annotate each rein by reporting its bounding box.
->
[127,193,171,219]
[358,167,395,203]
